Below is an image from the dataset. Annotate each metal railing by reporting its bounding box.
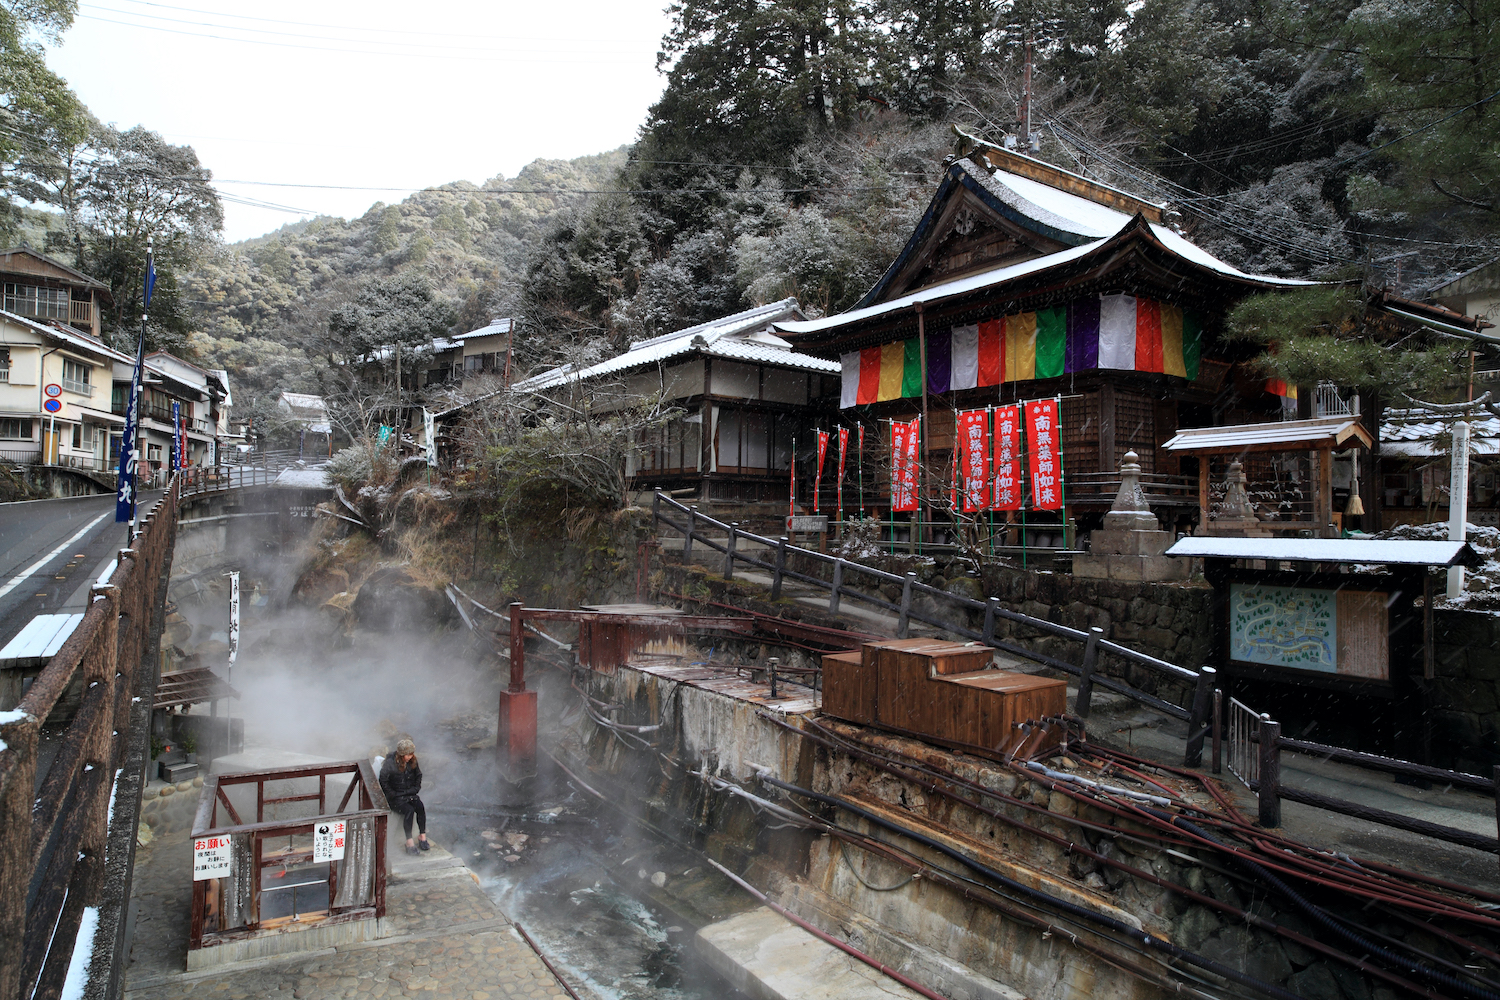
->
[652,492,1217,767]
[179,464,279,498]
[1227,699,1499,852]
[0,477,179,1000]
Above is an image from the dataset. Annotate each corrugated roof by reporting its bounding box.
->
[455,317,513,340]
[1379,407,1500,457]
[0,309,133,364]
[1166,536,1480,568]
[512,299,836,392]
[1162,416,1372,454]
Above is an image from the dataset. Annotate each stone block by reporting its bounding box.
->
[1090,527,1173,557]
[1070,555,1109,579]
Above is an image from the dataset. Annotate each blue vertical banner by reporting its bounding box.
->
[116,241,153,524]
[170,401,181,473]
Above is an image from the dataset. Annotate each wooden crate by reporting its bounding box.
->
[931,671,1067,752]
[820,649,872,724]
[869,640,993,734]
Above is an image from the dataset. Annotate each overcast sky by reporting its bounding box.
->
[45,1,675,243]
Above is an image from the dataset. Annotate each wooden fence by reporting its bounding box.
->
[652,492,1217,766]
[0,479,179,1000]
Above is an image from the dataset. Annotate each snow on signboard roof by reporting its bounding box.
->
[1161,416,1372,454]
[512,298,837,392]
[1166,536,1480,568]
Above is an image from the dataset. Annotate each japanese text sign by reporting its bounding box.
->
[193,835,232,880]
[313,820,347,863]
[957,409,989,512]
[992,405,1022,511]
[890,419,920,512]
[1026,398,1063,510]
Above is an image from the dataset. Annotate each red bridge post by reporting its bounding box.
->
[497,602,537,781]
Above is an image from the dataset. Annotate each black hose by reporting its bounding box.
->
[755,773,1303,1000]
[1167,814,1500,1000]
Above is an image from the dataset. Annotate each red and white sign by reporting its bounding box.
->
[193,835,232,880]
[1026,398,1063,510]
[890,419,919,512]
[813,430,829,512]
[957,409,988,512]
[313,820,347,863]
[992,405,1022,511]
[43,383,61,398]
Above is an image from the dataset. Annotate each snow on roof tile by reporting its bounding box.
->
[512,299,835,391]
[969,165,1135,240]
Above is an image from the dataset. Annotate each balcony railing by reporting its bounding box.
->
[70,300,92,326]
[61,378,91,396]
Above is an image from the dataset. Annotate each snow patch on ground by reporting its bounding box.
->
[60,904,100,1000]
[1376,522,1500,610]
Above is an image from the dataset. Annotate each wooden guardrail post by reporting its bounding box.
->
[770,537,789,600]
[1494,765,1500,868]
[724,523,738,580]
[1184,666,1216,768]
[684,506,698,559]
[828,559,843,615]
[1074,627,1104,718]
[0,712,37,1000]
[1258,718,1282,828]
[652,490,661,526]
[897,572,916,638]
[982,597,999,644]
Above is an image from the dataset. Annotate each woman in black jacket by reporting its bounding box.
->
[379,738,429,854]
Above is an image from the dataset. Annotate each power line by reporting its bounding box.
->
[101,0,658,44]
[76,12,649,64]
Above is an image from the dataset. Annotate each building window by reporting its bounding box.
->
[3,283,70,320]
[0,347,9,382]
[0,417,34,441]
[62,358,91,395]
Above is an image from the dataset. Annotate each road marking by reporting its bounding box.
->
[0,511,112,601]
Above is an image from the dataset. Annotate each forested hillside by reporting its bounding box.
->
[14,0,1488,434]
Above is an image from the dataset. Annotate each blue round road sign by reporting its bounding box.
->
[43,398,61,413]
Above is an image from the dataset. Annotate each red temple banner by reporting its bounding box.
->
[992,405,1021,511]
[890,418,920,512]
[836,427,849,512]
[957,409,989,512]
[813,430,830,512]
[1026,398,1062,510]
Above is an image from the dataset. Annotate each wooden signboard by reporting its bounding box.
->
[1227,582,1389,681]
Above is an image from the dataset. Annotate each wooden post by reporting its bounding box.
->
[983,597,998,645]
[0,713,37,1000]
[1197,458,1210,535]
[1316,446,1334,537]
[1075,626,1104,718]
[497,602,537,781]
[828,559,843,615]
[724,523,737,580]
[770,537,789,601]
[684,505,697,559]
[1185,666,1216,768]
[1258,719,1281,828]
[897,572,916,638]
[1212,689,1223,775]
[916,303,929,548]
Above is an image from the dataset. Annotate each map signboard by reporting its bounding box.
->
[1228,583,1388,680]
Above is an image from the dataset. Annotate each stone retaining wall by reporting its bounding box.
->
[1430,608,1500,770]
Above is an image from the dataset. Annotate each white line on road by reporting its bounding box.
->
[0,511,113,601]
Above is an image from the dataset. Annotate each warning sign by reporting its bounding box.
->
[193,836,232,880]
[313,820,346,863]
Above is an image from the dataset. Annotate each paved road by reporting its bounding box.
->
[0,490,164,651]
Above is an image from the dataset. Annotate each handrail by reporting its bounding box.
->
[652,491,1216,765]
[0,475,181,1000]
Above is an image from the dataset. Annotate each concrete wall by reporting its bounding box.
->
[1430,608,1500,770]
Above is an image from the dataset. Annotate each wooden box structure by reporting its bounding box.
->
[822,639,1067,756]
[188,760,389,968]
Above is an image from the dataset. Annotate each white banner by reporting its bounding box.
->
[228,571,240,672]
[423,407,437,467]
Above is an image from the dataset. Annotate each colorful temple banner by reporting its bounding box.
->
[839,295,1203,407]
[992,405,1021,511]
[1025,399,1063,511]
[957,409,989,513]
[890,418,920,512]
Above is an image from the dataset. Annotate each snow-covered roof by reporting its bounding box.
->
[965,162,1139,242]
[513,298,838,392]
[455,317,513,340]
[1379,408,1500,458]
[1162,416,1372,454]
[775,217,1314,338]
[1166,536,1481,568]
[0,309,133,364]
